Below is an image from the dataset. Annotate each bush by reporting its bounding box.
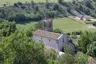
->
[93,22,96,26]
[58,0,63,4]
[17,2,23,5]
[53,4,59,10]
[21,5,26,9]
[0,20,16,37]
[26,13,43,21]
[9,13,26,22]
[14,3,19,7]
[45,11,57,18]
[53,28,62,34]
[9,13,43,22]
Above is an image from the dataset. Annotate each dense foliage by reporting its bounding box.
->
[78,31,96,58]
[57,46,88,64]
[0,0,96,64]
[0,19,92,64]
[0,0,96,22]
[0,19,16,37]
[0,20,57,64]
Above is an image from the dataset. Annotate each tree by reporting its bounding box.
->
[53,28,62,34]
[34,5,39,13]
[53,4,59,10]
[35,21,43,30]
[87,41,96,58]
[14,3,19,7]
[45,0,50,9]
[0,31,48,64]
[74,52,88,64]
[17,2,23,6]
[78,31,93,53]
[93,22,96,26]
[45,49,57,64]
[31,0,35,8]
[57,45,74,64]
[58,0,63,4]
[57,53,74,64]
[0,20,16,37]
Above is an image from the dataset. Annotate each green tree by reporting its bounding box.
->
[45,49,57,64]
[53,28,62,34]
[0,20,16,37]
[57,54,74,64]
[78,31,93,53]
[87,41,96,58]
[35,21,43,30]
[34,5,39,14]
[0,31,48,64]
[58,0,63,4]
[74,52,88,64]
[57,45,74,64]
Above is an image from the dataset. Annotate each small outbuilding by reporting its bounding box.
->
[83,17,90,21]
[76,15,84,20]
[76,15,91,21]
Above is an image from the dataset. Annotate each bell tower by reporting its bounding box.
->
[42,19,53,32]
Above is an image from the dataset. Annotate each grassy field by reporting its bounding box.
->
[53,18,96,33]
[17,22,37,31]
[0,0,75,5]
[16,17,96,33]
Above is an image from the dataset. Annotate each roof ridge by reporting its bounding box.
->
[33,29,62,40]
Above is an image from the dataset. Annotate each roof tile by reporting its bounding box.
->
[33,29,62,40]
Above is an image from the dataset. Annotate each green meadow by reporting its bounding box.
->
[0,0,75,5]
[53,18,96,33]
[16,17,96,33]
[16,22,37,31]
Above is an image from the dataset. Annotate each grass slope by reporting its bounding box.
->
[53,18,96,33]
[0,0,75,5]
[0,0,56,5]
[17,22,37,31]
[16,17,96,33]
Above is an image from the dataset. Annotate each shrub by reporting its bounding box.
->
[93,22,96,26]
[17,2,23,5]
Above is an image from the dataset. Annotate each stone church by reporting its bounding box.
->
[33,19,75,53]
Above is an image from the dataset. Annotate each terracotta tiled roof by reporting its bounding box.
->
[88,56,96,64]
[33,29,62,40]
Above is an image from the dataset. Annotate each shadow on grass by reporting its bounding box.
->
[16,20,40,24]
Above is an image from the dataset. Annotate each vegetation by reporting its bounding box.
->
[0,0,58,5]
[53,18,96,33]
[0,19,57,64]
[77,31,96,59]
[16,18,96,33]
[0,19,16,37]
[87,41,96,59]
[0,0,96,22]
[78,31,93,53]
[53,28,62,34]
[57,46,88,64]
[0,17,95,64]
[0,0,76,5]
[0,0,96,64]
[74,52,88,64]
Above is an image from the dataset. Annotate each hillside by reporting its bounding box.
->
[16,17,96,33]
[0,0,96,22]
[0,0,96,33]
[0,0,76,5]
[0,1,96,64]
